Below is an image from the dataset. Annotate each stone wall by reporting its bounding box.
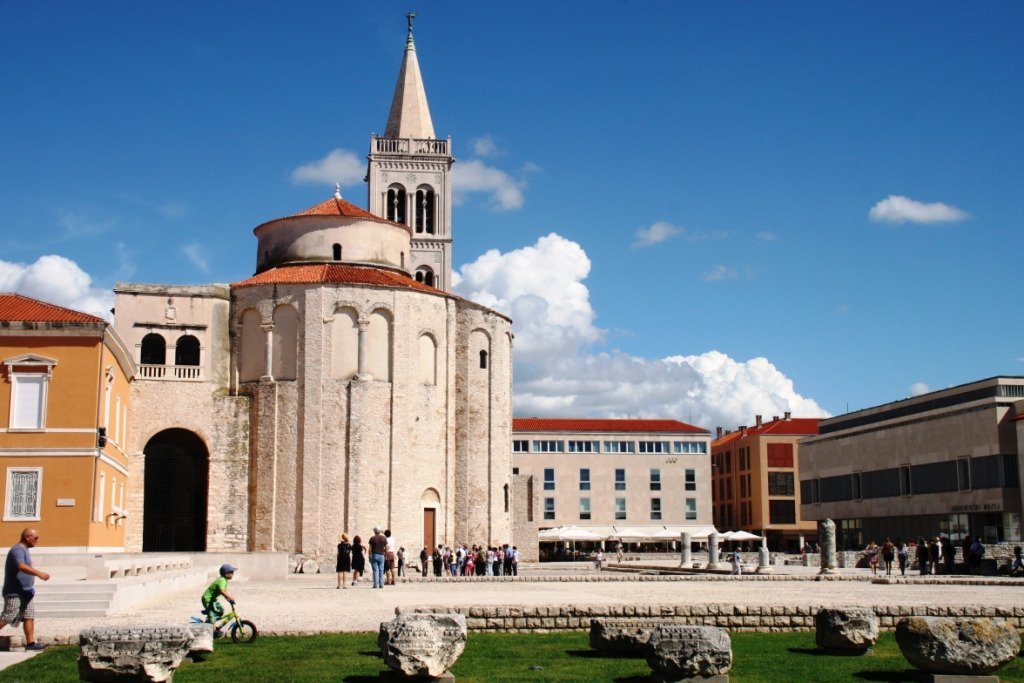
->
[125,382,250,552]
[511,474,538,561]
[399,603,1024,634]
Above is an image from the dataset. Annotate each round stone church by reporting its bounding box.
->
[113,20,513,558]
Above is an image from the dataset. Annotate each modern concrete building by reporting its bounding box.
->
[512,418,714,539]
[109,19,513,558]
[0,294,135,552]
[710,413,818,551]
[799,376,1024,549]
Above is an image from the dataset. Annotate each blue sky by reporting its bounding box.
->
[2,2,1022,427]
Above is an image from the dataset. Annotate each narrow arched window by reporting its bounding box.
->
[386,187,407,224]
[332,243,342,261]
[141,333,166,365]
[415,188,436,234]
[175,335,200,366]
[415,266,434,287]
[479,350,488,369]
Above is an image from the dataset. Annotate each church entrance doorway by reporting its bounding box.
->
[142,428,208,551]
[423,508,436,551]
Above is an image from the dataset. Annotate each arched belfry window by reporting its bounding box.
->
[386,186,407,225]
[415,188,435,234]
[175,335,200,366]
[415,266,434,287]
[141,333,166,365]
[479,350,488,369]
[332,243,342,261]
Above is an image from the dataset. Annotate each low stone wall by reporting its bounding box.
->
[392,572,1019,587]
[398,604,1024,634]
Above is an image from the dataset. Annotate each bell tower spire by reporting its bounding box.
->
[368,14,454,291]
[384,12,435,140]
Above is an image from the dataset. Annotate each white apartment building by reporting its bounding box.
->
[512,418,714,536]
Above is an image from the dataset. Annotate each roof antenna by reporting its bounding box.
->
[334,183,342,200]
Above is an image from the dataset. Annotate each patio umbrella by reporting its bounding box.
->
[727,530,762,542]
[613,527,655,540]
[557,526,606,556]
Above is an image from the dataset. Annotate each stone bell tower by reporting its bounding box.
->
[367,13,454,291]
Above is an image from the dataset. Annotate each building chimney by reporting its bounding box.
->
[739,425,747,436]
[772,415,780,422]
[784,411,791,420]
[755,415,762,428]
[716,426,723,439]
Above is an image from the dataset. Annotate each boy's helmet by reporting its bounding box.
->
[220,564,237,576]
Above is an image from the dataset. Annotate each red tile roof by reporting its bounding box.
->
[255,196,411,234]
[711,417,820,447]
[0,293,105,324]
[512,418,708,434]
[232,264,441,293]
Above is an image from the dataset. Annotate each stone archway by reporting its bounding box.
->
[142,428,209,551]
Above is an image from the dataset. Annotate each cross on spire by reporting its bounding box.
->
[406,12,416,37]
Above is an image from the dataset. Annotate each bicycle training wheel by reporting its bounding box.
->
[230,619,258,643]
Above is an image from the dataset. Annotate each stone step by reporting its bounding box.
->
[34,606,109,618]
[35,592,114,603]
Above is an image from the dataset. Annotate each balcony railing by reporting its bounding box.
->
[138,364,203,381]
[372,136,449,156]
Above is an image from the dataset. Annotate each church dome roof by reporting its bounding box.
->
[255,195,410,235]
[232,263,440,293]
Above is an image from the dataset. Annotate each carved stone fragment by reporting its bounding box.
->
[645,624,732,680]
[815,607,879,653]
[895,617,1021,675]
[378,613,467,678]
[78,625,194,682]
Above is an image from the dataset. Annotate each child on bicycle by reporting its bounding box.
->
[201,564,237,635]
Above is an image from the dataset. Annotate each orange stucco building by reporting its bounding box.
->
[0,294,134,551]
[710,413,818,551]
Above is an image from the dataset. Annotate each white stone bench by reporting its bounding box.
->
[85,555,193,580]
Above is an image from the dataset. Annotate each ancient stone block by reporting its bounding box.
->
[815,608,879,653]
[186,622,214,659]
[645,624,732,680]
[589,619,658,653]
[78,625,194,682]
[378,613,467,678]
[895,617,1021,675]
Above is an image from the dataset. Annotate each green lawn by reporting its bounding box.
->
[4,631,1023,682]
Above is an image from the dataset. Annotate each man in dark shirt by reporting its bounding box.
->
[0,528,50,650]
[368,527,388,589]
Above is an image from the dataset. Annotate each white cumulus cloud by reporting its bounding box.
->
[471,135,499,157]
[291,148,365,188]
[455,233,601,359]
[632,221,682,248]
[454,234,829,427]
[909,382,931,396]
[0,255,113,320]
[452,159,525,211]
[869,195,969,224]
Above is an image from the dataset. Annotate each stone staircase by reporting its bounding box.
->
[31,565,212,618]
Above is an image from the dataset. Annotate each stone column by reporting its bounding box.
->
[756,545,772,574]
[260,323,274,380]
[708,532,720,567]
[679,532,692,567]
[356,318,370,379]
[819,518,839,575]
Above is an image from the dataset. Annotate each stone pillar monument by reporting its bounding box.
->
[819,518,839,575]
[708,532,721,569]
[679,532,692,567]
[756,544,772,574]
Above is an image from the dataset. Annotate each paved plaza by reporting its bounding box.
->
[24,562,1024,644]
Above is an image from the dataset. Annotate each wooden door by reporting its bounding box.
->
[423,508,436,550]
